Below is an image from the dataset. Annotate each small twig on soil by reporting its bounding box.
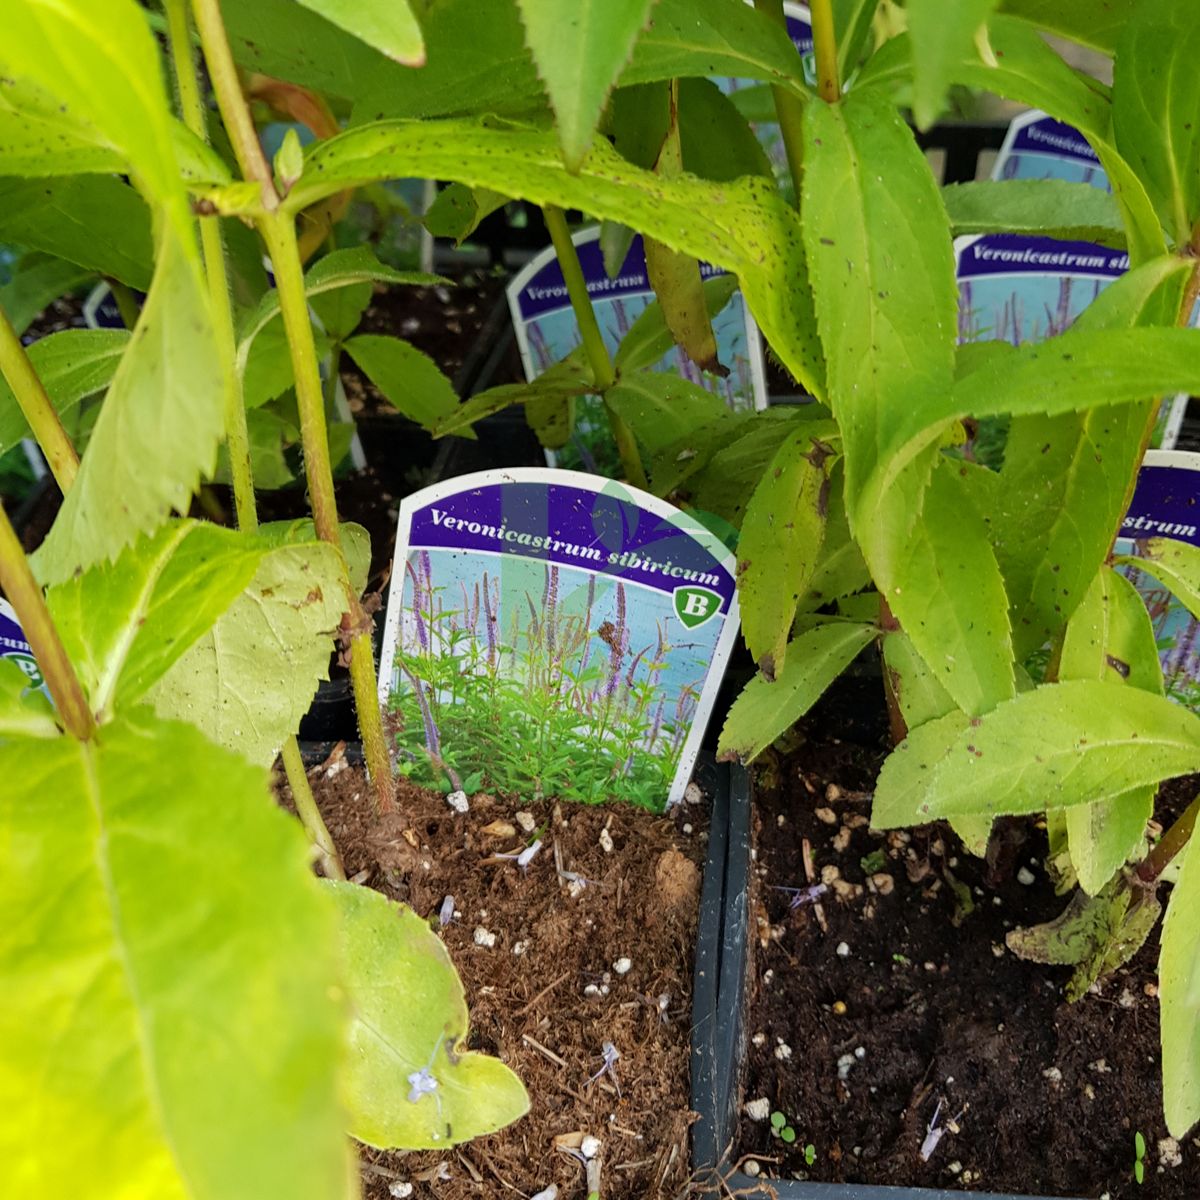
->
[516,971,570,1017]
[613,1158,655,1171]
[477,1151,520,1192]
[456,1151,483,1183]
[522,1033,568,1068]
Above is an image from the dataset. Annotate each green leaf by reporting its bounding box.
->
[239,246,442,365]
[0,658,58,739]
[148,523,364,766]
[797,461,871,612]
[293,0,424,65]
[0,176,152,290]
[423,183,509,245]
[873,681,1200,829]
[615,274,738,372]
[907,0,1000,129]
[0,0,196,240]
[942,180,1126,247]
[1115,538,1200,623]
[1161,833,1200,1136]
[0,255,94,336]
[737,428,831,679]
[890,458,1015,716]
[1113,0,1200,249]
[717,623,877,763]
[1057,568,1161,894]
[677,78,774,183]
[342,334,463,430]
[274,127,305,195]
[623,0,809,97]
[35,233,221,585]
[327,881,529,1148]
[0,329,128,455]
[882,630,957,732]
[996,0,1138,53]
[46,521,264,720]
[0,712,350,1198]
[283,119,824,394]
[605,372,729,455]
[434,352,595,439]
[835,0,881,76]
[517,0,656,171]
[802,93,989,706]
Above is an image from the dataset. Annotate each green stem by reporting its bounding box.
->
[0,304,79,493]
[1139,791,1200,884]
[165,0,258,533]
[752,0,808,203]
[281,738,346,879]
[809,0,841,104]
[0,502,94,740]
[542,205,648,489]
[191,0,394,818]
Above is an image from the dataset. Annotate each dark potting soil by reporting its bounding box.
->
[285,756,708,1200]
[735,684,1199,1199]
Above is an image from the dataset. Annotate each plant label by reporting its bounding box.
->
[378,468,741,809]
[992,109,1109,190]
[1117,450,1200,709]
[955,233,1189,449]
[0,597,44,691]
[507,227,767,475]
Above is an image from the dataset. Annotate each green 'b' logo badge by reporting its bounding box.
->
[673,586,721,629]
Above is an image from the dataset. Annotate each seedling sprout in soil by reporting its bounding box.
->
[1135,1131,1147,1185]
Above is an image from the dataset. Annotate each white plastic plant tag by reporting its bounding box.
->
[1116,450,1200,710]
[954,233,1190,449]
[992,110,1110,189]
[506,227,767,473]
[0,597,45,693]
[378,468,740,810]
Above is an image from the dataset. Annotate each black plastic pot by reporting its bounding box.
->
[689,767,1073,1200]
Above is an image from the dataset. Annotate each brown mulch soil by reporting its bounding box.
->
[735,684,1200,1199]
[284,759,711,1200]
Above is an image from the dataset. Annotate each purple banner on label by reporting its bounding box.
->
[408,479,735,610]
[956,234,1128,281]
[513,237,726,323]
[1008,116,1100,166]
[1120,457,1200,548]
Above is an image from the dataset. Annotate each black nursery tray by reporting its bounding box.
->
[688,767,1068,1200]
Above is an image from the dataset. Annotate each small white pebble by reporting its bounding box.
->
[1118,988,1137,1009]
[854,1046,866,1060]
[1043,1066,1062,1083]
[774,1043,793,1061]
[683,823,693,835]
[584,983,602,998]
[447,790,469,814]
[516,811,536,832]
[992,943,1006,958]
[388,1183,413,1198]
[1017,866,1036,886]
[473,927,496,948]
[821,864,841,885]
[948,1161,963,1176]
[600,984,610,996]
[614,957,632,975]
[744,1160,761,1177]
[992,895,1003,906]
[580,1135,602,1159]
[837,1053,856,1080]
[1089,1058,1111,1074]
[832,827,852,852]
[512,940,528,956]
[815,807,838,825]
[599,828,614,854]
[745,1097,771,1122]
[684,781,703,805]
[763,969,774,984]
[567,879,586,899]
[530,1187,558,1200]
[1159,1137,1183,1168]
[836,942,851,958]
[752,1032,767,1048]
[777,813,787,827]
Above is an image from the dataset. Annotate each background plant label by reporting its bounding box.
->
[378,468,740,810]
[992,109,1110,189]
[0,596,44,692]
[1117,450,1200,709]
[507,227,767,475]
[955,233,1189,448]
